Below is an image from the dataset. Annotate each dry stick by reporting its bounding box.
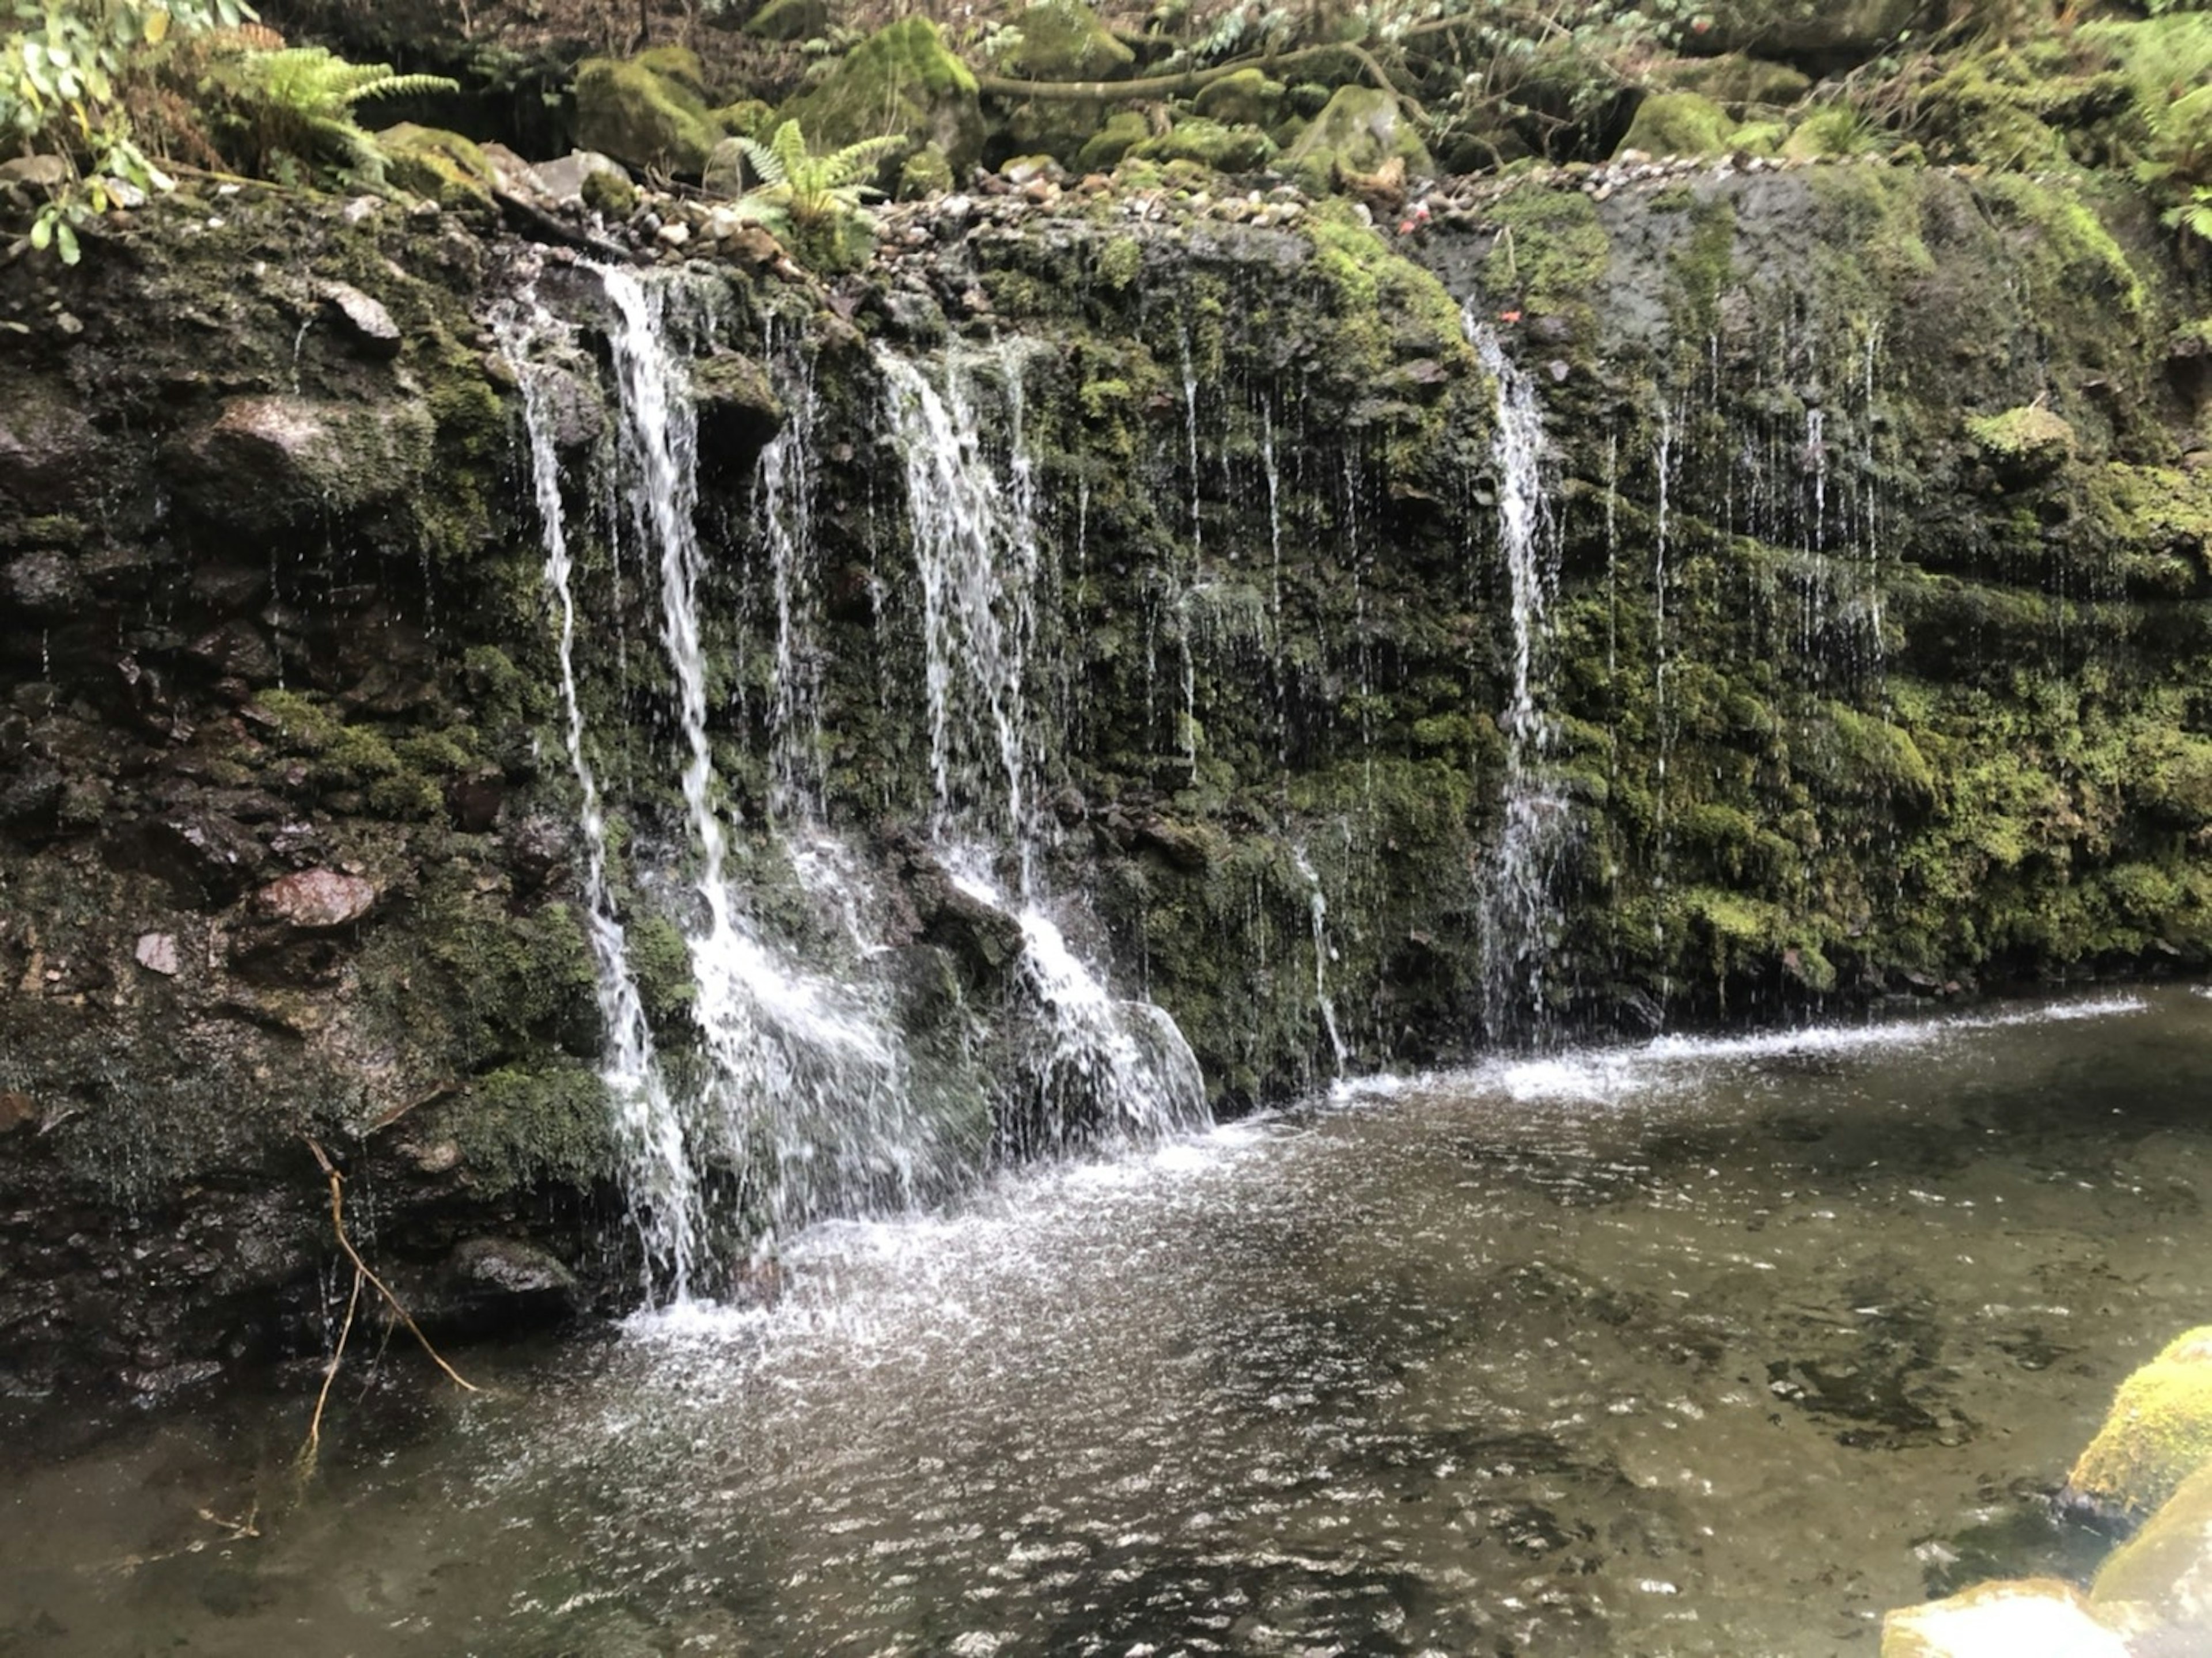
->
[303,1138,481,1394]
[298,1262,362,1473]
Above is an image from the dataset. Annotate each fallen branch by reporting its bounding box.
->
[973,40,1407,105]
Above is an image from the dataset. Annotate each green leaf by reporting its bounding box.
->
[55,219,79,264]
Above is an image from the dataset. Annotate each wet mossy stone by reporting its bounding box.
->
[1000,0,1132,79]
[1618,91,1734,158]
[744,0,828,42]
[376,122,495,208]
[1131,117,1276,174]
[574,48,727,174]
[1661,52,1812,110]
[1879,1579,2129,1658]
[1968,404,2077,487]
[1195,67,1286,128]
[1076,108,1147,172]
[2091,1460,2212,1636]
[2065,1328,2212,1527]
[1282,85,1433,194]
[898,142,955,200]
[779,18,985,174]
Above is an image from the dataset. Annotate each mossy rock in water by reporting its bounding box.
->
[1282,85,1432,194]
[2064,1328,2212,1526]
[376,123,495,209]
[1880,1578,2129,1658]
[998,0,1131,79]
[779,18,985,174]
[1618,91,1734,158]
[1077,108,1149,172]
[1967,404,2077,487]
[1195,67,1286,128]
[2090,1459,2212,1637]
[1131,117,1275,174]
[574,48,727,174]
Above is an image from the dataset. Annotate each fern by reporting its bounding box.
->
[725,120,901,226]
[204,44,457,187]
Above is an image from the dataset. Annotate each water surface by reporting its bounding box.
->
[5,987,2209,1656]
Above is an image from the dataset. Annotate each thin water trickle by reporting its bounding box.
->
[1469,313,1573,1045]
[1293,845,1348,1074]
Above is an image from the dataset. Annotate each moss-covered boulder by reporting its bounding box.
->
[1195,67,1286,129]
[1967,404,2078,487]
[1881,1579,2128,1658]
[898,143,955,200]
[1618,90,1735,157]
[1282,85,1433,194]
[1077,108,1149,172]
[2091,1459,2212,1637]
[999,0,1132,79]
[376,123,495,210]
[574,47,728,174]
[2065,1328,2212,1527]
[1691,0,1923,71]
[1131,117,1276,174]
[779,18,986,175]
[743,0,828,42]
[1661,52,1812,109]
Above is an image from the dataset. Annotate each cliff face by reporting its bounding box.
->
[1,150,2206,1391]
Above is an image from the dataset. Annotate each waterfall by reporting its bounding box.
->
[757,321,826,826]
[1294,846,1349,1075]
[1469,313,1573,1045]
[497,291,700,1291]
[878,342,1210,1154]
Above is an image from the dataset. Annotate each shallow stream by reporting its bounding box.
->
[6,986,2211,1656]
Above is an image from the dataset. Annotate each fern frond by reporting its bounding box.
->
[768,119,809,185]
[814,134,905,189]
[736,134,785,185]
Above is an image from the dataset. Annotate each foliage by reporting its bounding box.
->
[197,44,456,187]
[729,117,901,256]
[1,0,253,261]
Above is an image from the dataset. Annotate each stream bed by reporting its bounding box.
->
[6,985,2211,1656]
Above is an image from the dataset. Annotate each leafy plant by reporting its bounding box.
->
[2,0,254,261]
[732,117,899,225]
[197,44,456,187]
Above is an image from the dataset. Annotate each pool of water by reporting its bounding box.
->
[5,986,2210,1656]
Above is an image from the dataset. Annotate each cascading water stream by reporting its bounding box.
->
[1293,845,1349,1075]
[877,342,1209,1153]
[1469,312,1573,1045]
[497,289,700,1292]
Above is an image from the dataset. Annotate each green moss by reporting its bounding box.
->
[999,0,1132,78]
[1195,67,1286,129]
[2092,1459,2212,1618]
[1619,92,1734,158]
[2066,1327,2212,1523]
[1096,234,1142,290]
[1132,118,1277,174]
[779,18,986,173]
[581,166,637,218]
[897,143,955,200]
[442,1062,615,1196]
[573,51,728,174]
[376,123,495,210]
[1282,85,1433,194]
[1479,185,1609,325]
[1077,109,1149,172]
[626,912,698,1029]
[1967,404,2077,484]
[1781,103,1883,160]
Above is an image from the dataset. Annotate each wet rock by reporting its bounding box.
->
[0,382,97,511]
[252,869,378,931]
[123,811,267,906]
[690,351,784,457]
[2,550,86,617]
[2063,1328,2212,1527]
[574,47,727,175]
[319,280,402,358]
[502,813,571,893]
[2091,1460,2212,1640]
[134,933,181,976]
[0,1091,34,1135]
[525,148,630,207]
[433,1237,582,1331]
[1880,1577,2128,1657]
[1967,404,2076,488]
[165,396,435,534]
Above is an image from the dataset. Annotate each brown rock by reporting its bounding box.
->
[134,933,181,976]
[0,1091,34,1134]
[253,869,377,931]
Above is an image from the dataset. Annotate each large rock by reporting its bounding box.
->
[431,1237,582,1332]
[0,381,97,511]
[1282,85,1434,195]
[574,47,728,175]
[779,18,986,175]
[164,396,435,534]
[1687,0,1930,72]
[2092,1460,2212,1640]
[1880,1579,2128,1658]
[998,0,1131,79]
[2065,1327,2212,1527]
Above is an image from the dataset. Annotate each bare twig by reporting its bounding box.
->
[297,1262,362,1477]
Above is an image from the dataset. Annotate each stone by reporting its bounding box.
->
[1618,92,1736,158]
[1195,67,1287,129]
[1967,404,2077,487]
[0,1092,34,1135]
[1282,86,1434,195]
[134,934,181,976]
[126,811,267,906]
[374,123,497,211]
[2092,1460,2212,1638]
[690,352,785,457]
[3,550,87,617]
[1077,109,1149,173]
[998,0,1132,79]
[319,281,402,358]
[574,48,728,175]
[252,869,378,931]
[527,149,631,206]
[0,154,69,189]
[436,1237,582,1330]
[779,18,986,175]
[165,396,435,533]
[1881,1579,2129,1657]
[1132,118,1278,175]
[2065,1329,2212,1526]
[0,381,97,511]
[1688,0,1923,73]
[897,143,955,201]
